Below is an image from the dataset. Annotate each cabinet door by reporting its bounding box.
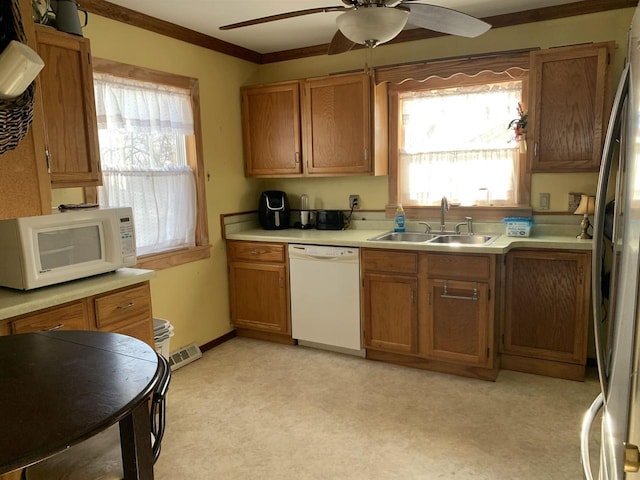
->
[502,250,590,364]
[228,261,290,334]
[363,273,418,354]
[0,0,50,218]
[528,42,613,172]
[423,279,490,366]
[35,26,101,187]
[11,300,89,333]
[241,81,302,177]
[302,73,371,175]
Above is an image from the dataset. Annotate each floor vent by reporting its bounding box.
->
[168,343,202,371]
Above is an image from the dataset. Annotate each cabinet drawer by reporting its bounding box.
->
[12,301,89,334]
[100,318,153,345]
[362,249,418,274]
[94,284,152,329]
[424,253,491,280]
[227,241,285,263]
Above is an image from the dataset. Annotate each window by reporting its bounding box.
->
[90,60,209,269]
[399,81,522,206]
[383,52,531,215]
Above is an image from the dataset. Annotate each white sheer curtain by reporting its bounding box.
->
[94,73,196,256]
[400,81,522,206]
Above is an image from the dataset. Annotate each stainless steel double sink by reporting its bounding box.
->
[367,231,498,245]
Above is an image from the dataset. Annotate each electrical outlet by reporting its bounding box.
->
[349,194,360,209]
[539,193,550,211]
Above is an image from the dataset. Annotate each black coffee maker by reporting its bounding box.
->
[258,191,290,230]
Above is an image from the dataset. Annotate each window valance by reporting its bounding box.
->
[375,49,534,85]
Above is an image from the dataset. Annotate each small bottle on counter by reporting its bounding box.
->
[394,204,406,232]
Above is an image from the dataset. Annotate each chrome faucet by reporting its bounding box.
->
[440,196,449,232]
[419,221,432,234]
[455,217,474,234]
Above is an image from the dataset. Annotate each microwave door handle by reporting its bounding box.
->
[581,393,604,480]
[592,63,629,396]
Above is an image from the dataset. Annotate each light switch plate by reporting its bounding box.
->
[539,193,550,210]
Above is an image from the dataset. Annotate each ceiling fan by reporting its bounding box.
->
[220,0,491,55]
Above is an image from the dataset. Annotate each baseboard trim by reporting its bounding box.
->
[200,330,237,353]
[366,349,499,382]
[500,353,585,381]
[235,327,297,345]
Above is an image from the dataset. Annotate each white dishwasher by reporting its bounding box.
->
[288,244,364,357]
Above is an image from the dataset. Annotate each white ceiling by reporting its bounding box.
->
[102,0,581,54]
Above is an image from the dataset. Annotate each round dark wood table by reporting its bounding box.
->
[0,330,161,479]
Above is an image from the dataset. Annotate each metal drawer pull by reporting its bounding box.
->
[440,281,478,301]
[45,324,64,331]
[117,302,135,309]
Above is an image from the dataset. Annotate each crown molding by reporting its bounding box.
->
[78,0,638,65]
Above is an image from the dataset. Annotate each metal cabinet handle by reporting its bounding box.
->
[117,302,134,309]
[45,147,51,174]
[440,280,478,301]
[45,324,64,331]
[294,152,300,164]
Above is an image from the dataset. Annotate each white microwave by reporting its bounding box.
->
[0,207,137,290]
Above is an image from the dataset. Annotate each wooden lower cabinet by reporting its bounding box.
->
[92,283,154,345]
[363,272,418,354]
[227,241,292,343]
[1,282,154,347]
[422,279,490,366]
[362,249,418,354]
[501,250,591,380]
[362,248,498,381]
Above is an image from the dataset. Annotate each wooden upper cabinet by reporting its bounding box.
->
[0,0,51,219]
[35,25,101,187]
[241,81,302,177]
[241,73,386,177]
[302,73,371,175]
[528,42,613,172]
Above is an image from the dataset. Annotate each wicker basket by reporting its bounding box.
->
[0,0,36,156]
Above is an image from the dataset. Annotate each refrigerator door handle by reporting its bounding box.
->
[581,392,604,480]
[592,63,630,396]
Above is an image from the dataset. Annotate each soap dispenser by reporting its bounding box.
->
[394,204,406,233]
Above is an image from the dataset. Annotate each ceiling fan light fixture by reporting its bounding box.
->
[336,6,409,48]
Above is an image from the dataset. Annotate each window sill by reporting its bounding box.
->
[386,205,533,221]
[135,244,211,271]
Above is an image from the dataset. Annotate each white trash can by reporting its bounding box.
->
[153,317,174,360]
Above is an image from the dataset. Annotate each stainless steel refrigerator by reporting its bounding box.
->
[581,4,640,479]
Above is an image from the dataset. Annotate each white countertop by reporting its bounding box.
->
[0,268,156,321]
[225,227,592,254]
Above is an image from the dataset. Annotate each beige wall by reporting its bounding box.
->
[78,15,260,351]
[73,7,634,351]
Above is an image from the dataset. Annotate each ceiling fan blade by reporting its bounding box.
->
[220,6,349,30]
[328,29,356,55]
[405,3,491,38]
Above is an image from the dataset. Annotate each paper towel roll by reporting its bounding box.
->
[0,41,45,100]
